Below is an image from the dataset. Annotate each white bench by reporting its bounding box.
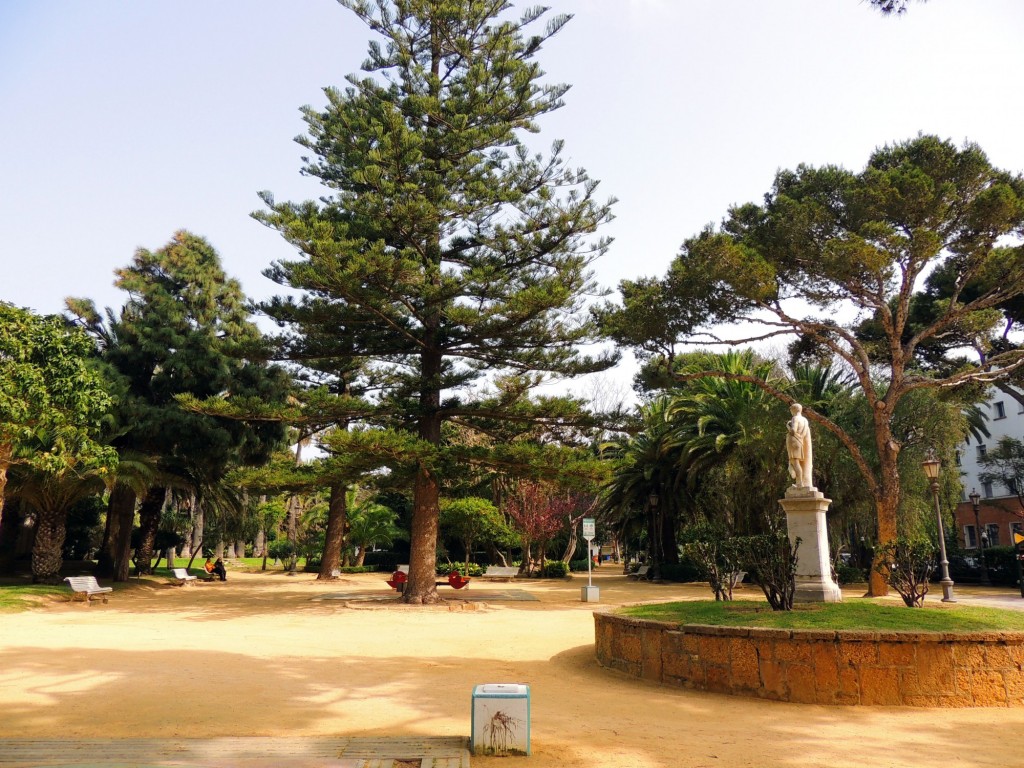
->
[481,565,518,581]
[171,568,198,585]
[627,565,650,581]
[727,571,746,589]
[64,576,113,604]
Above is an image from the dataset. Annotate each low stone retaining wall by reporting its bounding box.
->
[594,611,1024,706]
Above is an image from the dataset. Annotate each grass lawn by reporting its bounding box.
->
[619,599,1024,633]
[0,584,67,612]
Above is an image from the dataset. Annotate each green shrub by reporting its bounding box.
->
[268,540,297,563]
[875,538,935,607]
[304,564,378,574]
[439,562,484,577]
[541,560,569,578]
[569,559,592,572]
[660,559,703,583]
[834,563,867,585]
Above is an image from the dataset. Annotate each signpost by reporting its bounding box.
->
[1014,531,1024,598]
[581,517,598,602]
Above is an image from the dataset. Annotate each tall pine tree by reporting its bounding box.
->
[257,1,614,602]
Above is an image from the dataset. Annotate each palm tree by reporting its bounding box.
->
[7,428,117,584]
[347,501,404,566]
[599,398,683,578]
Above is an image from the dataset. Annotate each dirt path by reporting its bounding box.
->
[0,569,1019,767]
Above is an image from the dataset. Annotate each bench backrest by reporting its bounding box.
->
[636,565,649,575]
[172,568,190,579]
[64,576,103,592]
[485,566,518,576]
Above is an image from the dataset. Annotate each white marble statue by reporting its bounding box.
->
[786,403,813,489]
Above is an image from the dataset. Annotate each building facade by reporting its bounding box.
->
[954,388,1024,550]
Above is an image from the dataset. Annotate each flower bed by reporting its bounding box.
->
[594,611,1024,706]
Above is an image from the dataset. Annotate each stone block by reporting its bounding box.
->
[775,639,813,664]
[640,628,663,682]
[728,638,761,691]
[916,644,955,694]
[617,630,642,664]
[839,666,861,699]
[705,664,730,693]
[786,663,817,704]
[969,670,1008,706]
[952,643,986,668]
[759,660,786,698]
[878,642,916,668]
[859,666,902,706]
[985,644,1016,671]
[698,635,730,666]
[838,640,878,668]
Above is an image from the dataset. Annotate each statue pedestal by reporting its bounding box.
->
[780,487,842,603]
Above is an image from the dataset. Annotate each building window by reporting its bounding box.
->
[1011,522,1024,545]
[1008,478,1019,496]
[978,444,988,460]
[964,525,978,549]
[994,401,1007,419]
[985,523,1001,547]
[955,450,962,466]
[983,481,994,498]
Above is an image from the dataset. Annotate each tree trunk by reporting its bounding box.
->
[235,539,246,559]
[355,548,367,567]
[191,497,204,555]
[106,483,137,582]
[254,528,266,558]
[868,424,901,597]
[405,463,441,603]
[562,516,579,564]
[31,505,67,584]
[318,482,348,580]
[134,486,166,575]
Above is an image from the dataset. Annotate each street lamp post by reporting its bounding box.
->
[923,448,956,602]
[969,488,991,587]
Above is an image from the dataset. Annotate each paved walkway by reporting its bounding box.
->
[0,737,471,768]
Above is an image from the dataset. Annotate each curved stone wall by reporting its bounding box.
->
[594,611,1024,706]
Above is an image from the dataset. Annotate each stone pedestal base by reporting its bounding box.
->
[780,486,842,604]
[581,585,600,602]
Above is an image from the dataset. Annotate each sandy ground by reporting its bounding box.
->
[1,568,1022,768]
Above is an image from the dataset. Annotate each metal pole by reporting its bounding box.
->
[971,494,991,586]
[587,542,593,588]
[931,478,956,602]
[1017,543,1024,599]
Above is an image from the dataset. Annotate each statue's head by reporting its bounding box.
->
[790,403,802,415]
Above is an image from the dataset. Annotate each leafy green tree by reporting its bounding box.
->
[0,304,117,581]
[256,1,614,602]
[68,231,288,579]
[600,136,1024,596]
[440,496,511,574]
[0,304,115,523]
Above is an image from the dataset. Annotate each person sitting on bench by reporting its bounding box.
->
[205,557,227,581]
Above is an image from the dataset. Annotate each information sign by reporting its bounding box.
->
[582,517,596,541]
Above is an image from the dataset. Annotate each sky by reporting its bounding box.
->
[2,0,1023,399]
